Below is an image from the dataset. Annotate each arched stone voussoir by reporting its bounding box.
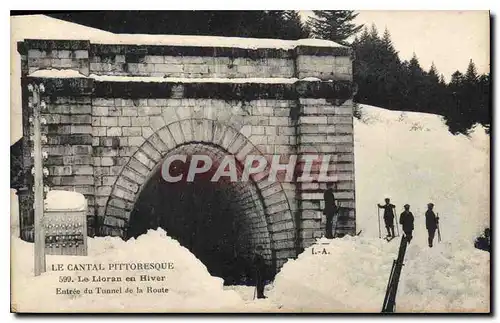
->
[108,196,135,212]
[212,122,229,147]
[155,126,177,150]
[190,118,215,143]
[139,141,163,163]
[167,120,185,145]
[145,132,170,155]
[227,133,248,155]
[219,127,240,153]
[179,119,195,142]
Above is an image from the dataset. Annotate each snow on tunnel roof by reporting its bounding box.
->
[44,190,87,212]
[13,15,345,50]
[91,35,346,50]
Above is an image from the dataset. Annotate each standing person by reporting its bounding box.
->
[474,228,491,252]
[378,198,396,238]
[253,245,267,299]
[425,203,439,247]
[323,184,338,239]
[399,204,415,244]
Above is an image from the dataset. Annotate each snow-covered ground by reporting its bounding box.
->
[267,104,490,312]
[354,104,490,243]
[270,236,489,313]
[10,104,489,313]
[11,228,246,312]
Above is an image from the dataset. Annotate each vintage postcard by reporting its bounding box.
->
[10,11,490,313]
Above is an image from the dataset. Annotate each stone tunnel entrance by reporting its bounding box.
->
[126,143,272,285]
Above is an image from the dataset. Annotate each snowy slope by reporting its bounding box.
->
[354,104,490,243]
[269,236,489,312]
[268,105,490,312]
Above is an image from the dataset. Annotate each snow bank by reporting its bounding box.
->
[354,104,490,243]
[269,236,489,313]
[11,228,244,312]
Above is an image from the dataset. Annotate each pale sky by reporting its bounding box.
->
[301,10,490,81]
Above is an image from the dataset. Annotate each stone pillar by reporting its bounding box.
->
[17,187,34,242]
[294,46,356,250]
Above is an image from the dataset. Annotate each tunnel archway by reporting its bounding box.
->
[127,143,272,284]
[103,119,297,284]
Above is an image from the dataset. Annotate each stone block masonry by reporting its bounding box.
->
[16,37,355,274]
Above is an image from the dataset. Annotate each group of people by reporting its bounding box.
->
[323,185,441,247]
[254,192,445,299]
[377,198,440,247]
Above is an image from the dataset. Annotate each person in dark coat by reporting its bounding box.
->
[399,204,414,244]
[474,228,490,252]
[323,185,338,239]
[378,198,396,238]
[253,245,267,299]
[425,203,439,247]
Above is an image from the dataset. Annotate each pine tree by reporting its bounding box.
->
[281,11,310,39]
[450,71,464,86]
[408,53,423,75]
[307,10,363,45]
[465,59,478,83]
[369,23,379,41]
[428,62,440,83]
[439,74,446,85]
[381,27,396,52]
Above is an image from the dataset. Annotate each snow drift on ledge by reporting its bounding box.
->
[27,69,323,84]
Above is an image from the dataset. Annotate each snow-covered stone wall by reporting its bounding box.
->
[15,37,355,273]
[20,39,351,80]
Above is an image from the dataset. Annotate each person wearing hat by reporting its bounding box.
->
[323,183,338,239]
[378,198,396,238]
[399,204,415,243]
[425,203,439,247]
[253,245,267,299]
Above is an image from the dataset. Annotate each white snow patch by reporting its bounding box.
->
[91,74,297,84]
[28,69,88,79]
[11,228,245,312]
[27,71,327,84]
[88,33,344,50]
[269,236,489,312]
[90,74,321,84]
[44,190,87,212]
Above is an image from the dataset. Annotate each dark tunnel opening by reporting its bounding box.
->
[126,143,273,285]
